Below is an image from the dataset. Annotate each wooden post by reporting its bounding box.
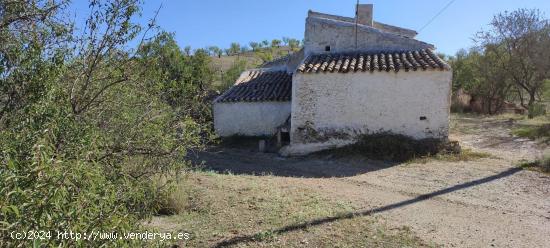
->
[277,130,282,148]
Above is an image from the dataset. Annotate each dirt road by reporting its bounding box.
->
[197,115,550,247]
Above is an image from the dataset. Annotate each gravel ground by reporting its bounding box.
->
[196,114,550,247]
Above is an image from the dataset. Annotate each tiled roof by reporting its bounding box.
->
[297,49,450,73]
[215,70,292,103]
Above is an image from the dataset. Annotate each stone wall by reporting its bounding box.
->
[213,101,291,137]
[284,70,452,155]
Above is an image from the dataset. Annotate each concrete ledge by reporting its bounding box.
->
[278,139,355,157]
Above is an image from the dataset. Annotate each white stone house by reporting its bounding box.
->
[213,4,452,155]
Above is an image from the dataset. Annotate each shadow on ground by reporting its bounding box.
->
[188,146,398,178]
[212,166,523,247]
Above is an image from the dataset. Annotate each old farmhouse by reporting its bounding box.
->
[213,4,452,155]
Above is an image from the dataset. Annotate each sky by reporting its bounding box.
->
[71,0,550,55]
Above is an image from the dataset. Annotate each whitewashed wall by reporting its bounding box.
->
[304,17,432,56]
[213,101,291,137]
[283,70,452,155]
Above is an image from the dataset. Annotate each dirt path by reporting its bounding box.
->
[197,115,550,247]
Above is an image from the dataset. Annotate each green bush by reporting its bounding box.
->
[528,103,547,118]
[0,0,212,246]
[220,59,247,91]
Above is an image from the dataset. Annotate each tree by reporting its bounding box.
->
[271,39,281,48]
[208,46,221,57]
[229,42,240,55]
[249,41,259,51]
[184,45,192,56]
[449,48,481,92]
[138,32,214,121]
[261,39,269,47]
[0,0,70,123]
[288,38,301,51]
[1,1,212,246]
[474,45,514,114]
[476,9,550,116]
[282,37,290,46]
[221,59,247,90]
[449,47,513,114]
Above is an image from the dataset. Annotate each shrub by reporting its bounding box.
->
[528,103,547,118]
[0,0,212,246]
[513,124,550,143]
[327,133,460,162]
[220,59,247,91]
[538,153,550,172]
[521,153,550,173]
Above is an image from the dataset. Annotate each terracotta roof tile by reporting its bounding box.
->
[297,49,450,73]
[215,70,292,103]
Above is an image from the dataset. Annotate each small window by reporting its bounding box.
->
[419,116,427,120]
[325,46,331,51]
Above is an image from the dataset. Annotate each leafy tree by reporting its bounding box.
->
[184,45,192,56]
[271,39,281,48]
[208,46,221,57]
[0,0,212,246]
[449,49,481,92]
[288,38,301,51]
[0,0,70,123]
[228,42,240,55]
[474,45,514,114]
[221,59,247,90]
[138,32,215,126]
[449,47,513,114]
[282,37,290,46]
[476,9,550,116]
[261,39,269,47]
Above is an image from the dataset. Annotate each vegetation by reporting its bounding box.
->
[520,153,550,173]
[511,115,550,144]
[448,9,550,117]
[408,149,492,164]
[220,59,248,90]
[324,134,464,162]
[147,172,431,247]
[0,0,213,246]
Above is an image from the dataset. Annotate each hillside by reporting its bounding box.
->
[209,46,297,90]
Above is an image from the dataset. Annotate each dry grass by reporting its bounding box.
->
[510,115,550,144]
[147,171,432,247]
[520,153,550,174]
[408,148,492,164]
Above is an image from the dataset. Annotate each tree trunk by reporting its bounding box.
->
[527,92,536,118]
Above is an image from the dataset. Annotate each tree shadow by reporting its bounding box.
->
[188,147,399,178]
[212,167,523,247]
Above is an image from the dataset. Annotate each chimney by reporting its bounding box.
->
[356,4,373,26]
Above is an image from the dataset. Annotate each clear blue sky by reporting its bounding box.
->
[71,0,550,55]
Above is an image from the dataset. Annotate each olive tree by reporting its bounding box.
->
[476,9,550,116]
